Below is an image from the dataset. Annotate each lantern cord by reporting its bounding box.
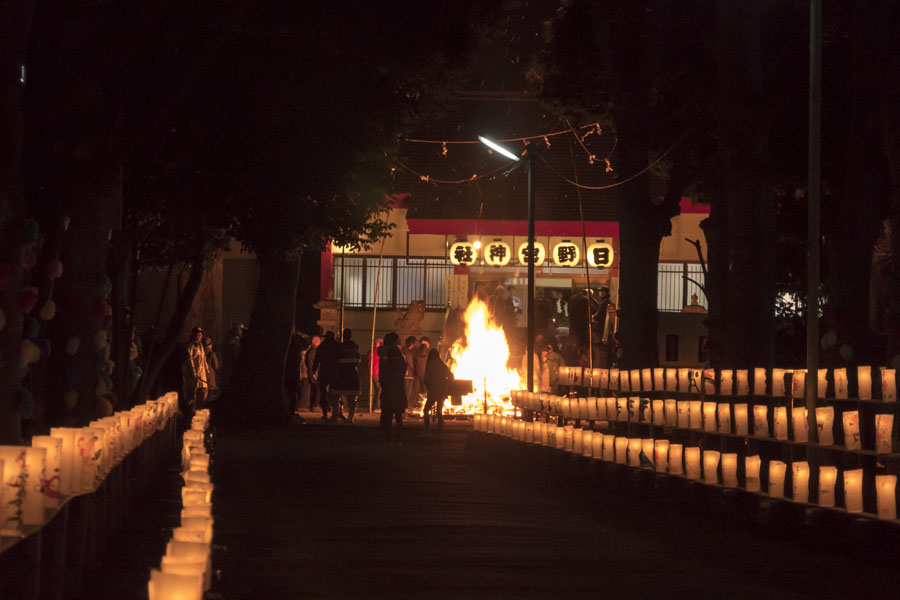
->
[393,160,515,185]
[403,122,601,145]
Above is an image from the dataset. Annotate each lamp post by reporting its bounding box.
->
[478,136,536,394]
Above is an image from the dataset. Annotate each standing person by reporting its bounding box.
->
[183,327,209,411]
[507,285,524,327]
[402,336,417,410]
[544,339,564,394]
[423,349,453,435]
[305,335,325,417]
[331,329,361,423]
[367,338,383,411]
[203,336,220,403]
[378,332,407,445]
[534,288,554,338]
[411,336,430,412]
[314,331,340,421]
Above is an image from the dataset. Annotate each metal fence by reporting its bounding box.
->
[332,256,454,311]
[658,263,708,312]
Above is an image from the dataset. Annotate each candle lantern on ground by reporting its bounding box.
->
[818,369,828,398]
[678,368,691,392]
[773,406,788,440]
[754,369,766,395]
[703,402,717,432]
[844,469,863,513]
[564,425,574,452]
[641,439,654,467]
[602,434,615,461]
[792,462,810,503]
[791,370,806,399]
[148,569,203,600]
[591,432,603,458]
[720,370,734,395]
[654,440,669,473]
[768,461,787,498]
[753,405,769,437]
[677,401,689,428]
[641,368,652,391]
[572,427,582,454]
[721,454,738,487]
[582,430,593,457]
[876,475,897,520]
[818,466,838,507]
[815,407,835,445]
[0,447,24,534]
[842,410,861,450]
[615,437,628,464]
[717,403,732,434]
[652,400,664,425]
[857,366,872,400]
[704,369,715,394]
[834,368,848,398]
[627,438,642,467]
[736,370,750,395]
[685,447,701,480]
[665,368,677,391]
[734,403,749,435]
[627,397,640,422]
[745,456,762,492]
[22,447,47,526]
[664,399,677,427]
[772,369,787,397]
[668,444,684,475]
[610,368,619,390]
[653,368,664,390]
[881,368,897,402]
[32,435,62,508]
[876,414,894,453]
[703,451,720,485]
[792,407,809,443]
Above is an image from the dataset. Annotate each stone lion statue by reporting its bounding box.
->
[395,300,426,338]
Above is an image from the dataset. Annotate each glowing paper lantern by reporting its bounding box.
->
[881,368,896,402]
[626,438,642,467]
[857,366,872,400]
[668,444,684,475]
[678,368,691,392]
[664,399,677,427]
[815,407,835,445]
[734,403,749,435]
[792,407,809,443]
[753,405,769,437]
[685,447,701,480]
[606,398,616,421]
[703,451,720,485]
[651,400,664,425]
[772,369,787,397]
[584,397,598,420]
[791,370,806,399]
[721,454,738,487]
[0,448,24,534]
[719,370,734,395]
[595,397,607,420]
[614,437,628,464]
[551,241,580,267]
[641,368,652,392]
[717,403,732,434]
[49,427,79,495]
[615,398,627,422]
[792,462,810,503]
[754,369,767,395]
[483,241,511,267]
[182,504,212,519]
[598,369,609,390]
[844,469,864,513]
[653,368,664,391]
[572,427,582,454]
[627,397,640,422]
[703,369,715,394]
[449,241,477,266]
[768,461,787,498]
[524,422,534,443]
[517,241,546,266]
[586,241,614,267]
[842,410,861,450]
[876,414,894,453]
[745,456,762,492]
[620,370,630,392]
[654,440,669,473]
[818,466,837,507]
[31,435,62,508]
[773,406,788,441]
[22,447,46,526]
[641,439,654,467]
[703,402,717,432]
[665,368,677,392]
[609,368,619,390]
[554,426,565,450]
[591,432,603,457]
[577,397,588,420]
[818,369,828,398]
[640,398,652,423]
[876,475,897,520]
[834,368,848,399]
[159,556,208,592]
[582,430,593,457]
[676,401,689,429]
[602,435,615,462]
[148,569,203,600]
[736,370,750,395]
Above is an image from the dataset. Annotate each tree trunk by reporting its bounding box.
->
[716,1,776,368]
[219,253,299,426]
[0,0,34,443]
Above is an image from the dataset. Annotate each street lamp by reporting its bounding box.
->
[479,136,536,394]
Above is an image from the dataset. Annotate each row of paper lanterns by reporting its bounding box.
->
[509,392,894,453]
[449,239,614,268]
[0,393,178,535]
[147,409,214,599]
[473,415,897,520]
[556,365,896,401]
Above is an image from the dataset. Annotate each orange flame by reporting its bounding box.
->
[448,298,524,415]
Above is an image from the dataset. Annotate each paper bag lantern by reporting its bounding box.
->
[652,400,664,425]
[668,444,684,475]
[676,401,690,429]
[844,468,863,513]
[627,397,640,422]
[641,368,652,391]
[641,439,654,467]
[736,370,750,395]
[721,454,738,487]
[704,369,715,394]
[665,368,677,391]
[703,402,717,432]
[585,397,598,420]
[745,456,762,492]
[881,368,896,402]
[818,369,828,398]
[685,447,701,480]
[31,435,62,508]
[773,406,788,441]
[555,426,566,450]
[589,431,602,457]
[717,403,732,434]
[602,435,615,462]
[620,370,630,391]
[0,448,23,534]
[22,447,47,526]
[818,466,837,507]
[664,399,677,427]
[875,414,894,453]
[582,430,593,457]
[792,407,809,443]
[606,398,617,421]
[609,368,619,390]
[703,451,720,485]
[49,427,79,495]
[815,407,835,445]
[678,368,691,392]
[790,370,806,399]
[654,440,669,473]
[571,427,582,454]
[734,404,749,435]
[842,410,861,450]
[182,504,213,519]
[159,556,209,592]
[753,405,769,437]
[653,368,664,391]
[792,462,810,503]
[857,366,872,400]
[627,438,642,467]
[754,369,767,395]
[615,398,627,422]
[719,370,734,395]
[772,369,787,397]
[640,398,652,423]
[614,437,628,464]
[148,568,203,600]
[876,475,897,520]
[768,461,787,498]
[632,369,642,391]
[833,368,848,399]
[524,422,534,443]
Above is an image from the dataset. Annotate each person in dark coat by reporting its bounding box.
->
[304,335,324,417]
[402,335,417,410]
[330,329,361,422]
[379,332,407,445]
[423,349,453,434]
[313,331,339,420]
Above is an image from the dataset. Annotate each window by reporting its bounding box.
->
[332,256,452,311]
[657,263,708,312]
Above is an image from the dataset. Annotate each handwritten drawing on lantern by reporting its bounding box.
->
[483,241,511,267]
[449,241,477,266]
[517,241,546,266]
[552,241,580,267]
[587,241,615,268]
